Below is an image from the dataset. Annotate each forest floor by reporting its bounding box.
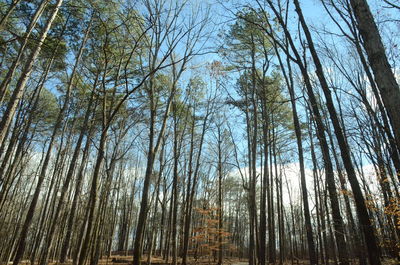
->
[14,256,398,265]
[14,256,247,265]
[91,256,398,265]
[94,256,249,265]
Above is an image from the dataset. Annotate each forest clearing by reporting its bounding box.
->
[0,0,400,264]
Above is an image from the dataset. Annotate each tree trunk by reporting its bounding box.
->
[349,0,400,153]
[0,0,62,147]
[293,1,381,263]
[274,43,317,265]
[39,16,93,265]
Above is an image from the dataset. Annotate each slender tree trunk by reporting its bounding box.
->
[349,0,400,152]
[274,42,318,265]
[181,99,210,265]
[133,77,174,265]
[0,0,23,30]
[293,1,381,263]
[77,128,107,265]
[171,102,180,265]
[39,16,93,265]
[217,125,223,265]
[0,0,63,147]
[259,97,269,265]
[0,0,48,103]
[59,100,97,264]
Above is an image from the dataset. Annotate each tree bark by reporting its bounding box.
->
[293,1,381,263]
[349,0,400,153]
[0,0,60,147]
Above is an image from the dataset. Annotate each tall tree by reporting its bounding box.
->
[349,0,400,152]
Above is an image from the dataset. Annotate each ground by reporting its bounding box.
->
[14,256,399,265]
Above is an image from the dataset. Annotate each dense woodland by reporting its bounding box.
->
[0,0,399,264]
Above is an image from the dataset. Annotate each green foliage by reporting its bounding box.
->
[220,8,273,67]
[31,87,59,131]
[187,75,206,102]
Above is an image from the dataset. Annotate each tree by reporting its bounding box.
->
[349,0,400,153]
